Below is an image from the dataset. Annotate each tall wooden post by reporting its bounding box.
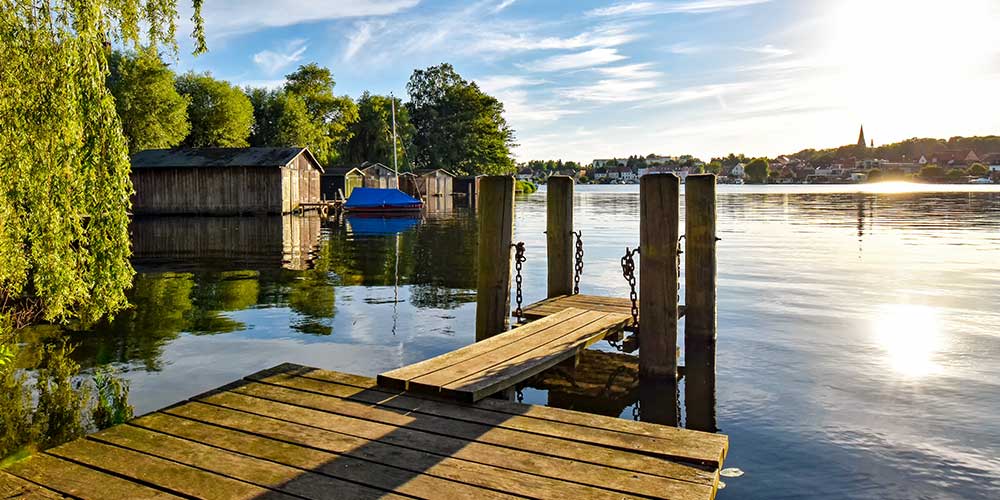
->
[684,174,718,432]
[476,176,515,341]
[546,176,574,298]
[639,174,680,379]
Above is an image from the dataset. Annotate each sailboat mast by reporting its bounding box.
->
[391,93,398,172]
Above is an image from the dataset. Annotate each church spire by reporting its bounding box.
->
[858,125,867,148]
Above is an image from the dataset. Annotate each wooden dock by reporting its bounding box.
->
[521,294,687,324]
[1,363,728,500]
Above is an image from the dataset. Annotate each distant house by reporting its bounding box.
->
[929,150,979,167]
[130,147,323,215]
[728,163,746,179]
[516,167,534,181]
[979,152,1000,166]
[321,167,364,200]
[414,169,455,198]
[360,162,398,189]
[592,167,609,180]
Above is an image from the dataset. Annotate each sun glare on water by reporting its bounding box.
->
[872,304,944,379]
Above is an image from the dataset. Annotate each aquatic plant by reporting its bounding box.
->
[92,367,134,430]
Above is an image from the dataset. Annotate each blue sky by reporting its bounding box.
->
[171,0,1000,162]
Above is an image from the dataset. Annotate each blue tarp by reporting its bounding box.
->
[346,215,420,235]
[345,188,422,209]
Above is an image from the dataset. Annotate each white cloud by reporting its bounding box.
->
[343,21,381,61]
[588,0,772,17]
[182,0,420,37]
[522,48,628,72]
[493,0,518,13]
[252,39,308,75]
[740,44,792,58]
[475,75,546,94]
[557,63,665,103]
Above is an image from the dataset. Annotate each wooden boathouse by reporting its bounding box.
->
[131,147,324,215]
[1,174,730,499]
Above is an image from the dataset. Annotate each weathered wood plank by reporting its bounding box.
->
[133,412,635,500]
[179,395,712,499]
[254,368,727,469]
[407,310,614,390]
[87,424,412,500]
[46,439,297,500]
[522,295,687,320]
[379,308,589,390]
[0,471,64,499]
[436,313,632,402]
[4,454,181,500]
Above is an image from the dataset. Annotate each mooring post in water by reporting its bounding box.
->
[639,173,680,380]
[476,175,515,341]
[547,175,574,298]
[684,173,719,432]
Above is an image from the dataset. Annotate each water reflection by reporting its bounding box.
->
[873,304,943,378]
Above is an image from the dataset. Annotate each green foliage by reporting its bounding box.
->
[407,63,516,175]
[176,72,254,147]
[744,158,770,184]
[345,92,414,169]
[108,49,190,153]
[0,0,207,325]
[0,345,33,461]
[920,165,945,179]
[33,342,87,449]
[705,161,723,175]
[248,88,326,154]
[945,169,964,178]
[866,169,883,182]
[967,163,988,177]
[515,180,538,194]
[91,366,134,430]
[281,64,359,166]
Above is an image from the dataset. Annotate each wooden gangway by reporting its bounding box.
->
[521,294,687,324]
[1,363,728,500]
[379,308,630,402]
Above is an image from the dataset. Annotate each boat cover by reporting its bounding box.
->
[344,188,422,209]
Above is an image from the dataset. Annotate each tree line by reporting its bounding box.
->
[108,50,516,175]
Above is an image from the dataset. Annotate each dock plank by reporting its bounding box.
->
[251,367,727,468]
[13,364,726,500]
[134,412,640,500]
[4,454,181,500]
[521,294,686,322]
[184,393,713,499]
[0,471,64,499]
[46,439,296,500]
[87,424,413,500]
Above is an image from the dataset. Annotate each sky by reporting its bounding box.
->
[170,0,1000,163]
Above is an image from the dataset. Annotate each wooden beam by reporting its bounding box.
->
[639,174,680,380]
[476,176,515,340]
[684,174,718,433]
[546,176,574,297]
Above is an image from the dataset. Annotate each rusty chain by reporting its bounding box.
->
[572,231,584,295]
[512,242,526,323]
[621,246,640,330]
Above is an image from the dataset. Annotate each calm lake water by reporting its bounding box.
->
[20,183,1000,499]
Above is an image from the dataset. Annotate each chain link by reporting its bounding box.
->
[512,242,526,323]
[677,235,685,304]
[572,231,584,295]
[621,246,640,330]
[632,400,641,421]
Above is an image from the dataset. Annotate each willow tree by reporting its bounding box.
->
[0,1,205,349]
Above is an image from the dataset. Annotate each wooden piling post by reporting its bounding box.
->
[684,174,718,432]
[546,176,574,298]
[476,176,515,341]
[639,174,680,380]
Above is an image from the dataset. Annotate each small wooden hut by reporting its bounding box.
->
[359,162,398,189]
[414,169,454,198]
[321,167,364,200]
[398,172,421,199]
[130,147,323,215]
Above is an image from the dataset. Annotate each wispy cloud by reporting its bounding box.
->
[558,63,664,103]
[740,44,792,58]
[589,0,772,17]
[343,21,382,61]
[522,48,628,72]
[182,0,420,37]
[493,0,518,13]
[252,39,308,75]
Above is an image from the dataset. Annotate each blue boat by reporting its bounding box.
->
[344,187,423,214]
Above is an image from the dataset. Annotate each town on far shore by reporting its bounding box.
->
[517,127,1000,185]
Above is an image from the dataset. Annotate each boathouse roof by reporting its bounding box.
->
[131,147,322,171]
